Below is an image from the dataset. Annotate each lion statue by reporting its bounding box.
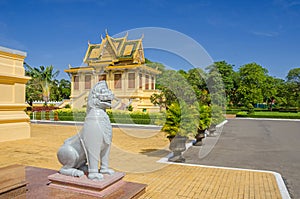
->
[57,80,118,180]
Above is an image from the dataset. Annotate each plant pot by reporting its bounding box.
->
[208,124,217,136]
[167,135,175,142]
[193,130,205,146]
[168,135,187,162]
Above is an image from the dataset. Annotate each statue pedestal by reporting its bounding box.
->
[0,165,146,198]
[48,172,146,198]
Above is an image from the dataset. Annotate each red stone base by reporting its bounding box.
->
[0,165,146,198]
[48,172,146,198]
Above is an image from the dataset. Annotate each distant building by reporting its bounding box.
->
[65,32,161,112]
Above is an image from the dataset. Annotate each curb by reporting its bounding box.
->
[216,119,228,127]
[234,117,300,122]
[30,120,162,129]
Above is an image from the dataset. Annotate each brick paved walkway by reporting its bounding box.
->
[0,124,283,198]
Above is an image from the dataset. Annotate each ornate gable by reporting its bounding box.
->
[83,32,145,65]
[101,39,117,61]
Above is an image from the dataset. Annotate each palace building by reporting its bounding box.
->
[65,32,161,112]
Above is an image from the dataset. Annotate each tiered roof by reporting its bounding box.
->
[83,32,145,65]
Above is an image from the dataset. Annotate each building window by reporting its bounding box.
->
[139,74,143,89]
[85,75,91,89]
[145,75,149,90]
[128,73,135,89]
[151,76,154,90]
[74,75,79,90]
[114,74,122,89]
[99,74,106,81]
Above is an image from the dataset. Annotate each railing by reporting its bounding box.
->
[31,111,55,121]
[32,100,62,106]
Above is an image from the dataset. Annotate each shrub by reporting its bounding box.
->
[162,102,199,138]
[54,108,86,121]
[247,103,255,114]
[127,105,133,111]
[236,111,248,117]
[198,105,211,130]
[210,104,225,125]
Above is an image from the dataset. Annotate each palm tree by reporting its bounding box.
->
[25,63,59,105]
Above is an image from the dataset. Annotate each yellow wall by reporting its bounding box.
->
[0,46,31,142]
[68,68,160,112]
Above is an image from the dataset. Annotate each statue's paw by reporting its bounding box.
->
[100,168,115,175]
[73,170,84,177]
[88,172,104,181]
[59,168,84,177]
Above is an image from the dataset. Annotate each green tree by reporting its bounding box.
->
[287,68,300,84]
[145,58,166,72]
[153,70,197,108]
[58,79,71,99]
[186,68,210,105]
[150,92,166,112]
[286,68,300,107]
[236,63,268,105]
[50,79,60,101]
[206,67,226,107]
[25,64,59,105]
[207,61,237,105]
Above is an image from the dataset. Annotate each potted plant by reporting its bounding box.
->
[162,102,198,162]
[208,105,225,136]
[194,104,211,146]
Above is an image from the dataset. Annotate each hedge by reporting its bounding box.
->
[107,111,163,125]
[236,111,300,119]
[30,109,165,125]
[230,108,298,115]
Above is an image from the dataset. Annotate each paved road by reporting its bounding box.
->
[184,119,300,199]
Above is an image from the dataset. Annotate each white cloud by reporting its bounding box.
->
[252,31,279,37]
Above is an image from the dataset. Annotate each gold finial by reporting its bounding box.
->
[100,34,103,40]
[124,31,128,38]
[88,40,90,44]
[105,29,108,36]
[140,34,144,40]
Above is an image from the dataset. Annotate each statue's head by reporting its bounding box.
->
[92,81,114,104]
[87,81,114,111]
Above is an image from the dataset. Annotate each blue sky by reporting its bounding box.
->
[0,0,299,80]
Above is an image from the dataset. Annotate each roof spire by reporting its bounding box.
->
[88,40,90,44]
[105,29,108,37]
[100,34,103,40]
[140,34,144,40]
